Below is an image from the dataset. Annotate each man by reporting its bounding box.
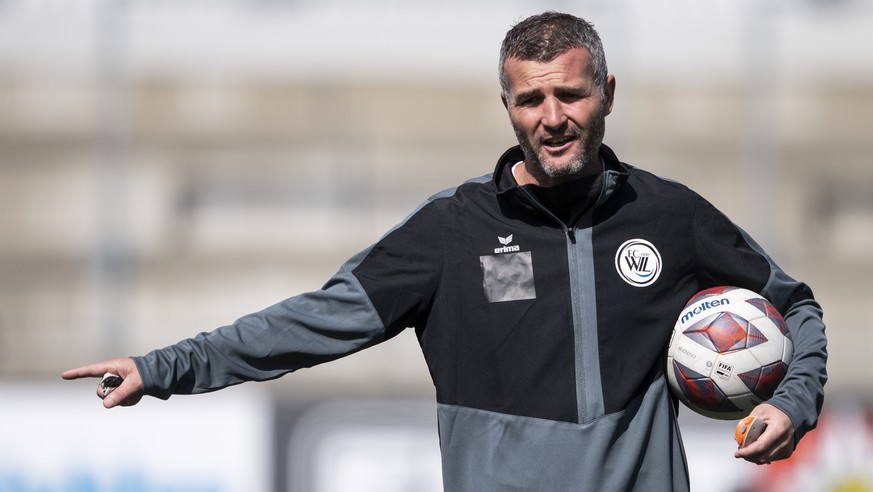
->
[64,12,827,491]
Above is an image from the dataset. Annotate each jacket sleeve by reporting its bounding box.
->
[133,248,387,399]
[693,196,827,444]
[133,201,444,400]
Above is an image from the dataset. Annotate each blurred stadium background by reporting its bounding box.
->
[1,0,871,491]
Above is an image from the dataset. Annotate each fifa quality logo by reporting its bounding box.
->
[715,361,734,380]
[614,239,662,287]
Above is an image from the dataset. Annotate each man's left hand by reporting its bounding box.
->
[734,403,795,465]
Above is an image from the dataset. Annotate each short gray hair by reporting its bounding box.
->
[498,12,608,96]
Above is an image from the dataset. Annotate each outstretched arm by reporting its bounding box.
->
[62,202,442,404]
[62,357,144,408]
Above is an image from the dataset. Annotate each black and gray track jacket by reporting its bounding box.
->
[135,144,827,492]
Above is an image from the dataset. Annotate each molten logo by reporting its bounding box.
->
[615,239,662,287]
[680,297,730,324]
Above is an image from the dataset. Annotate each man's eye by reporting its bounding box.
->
[558,92,585,102]
[516,96,542,107]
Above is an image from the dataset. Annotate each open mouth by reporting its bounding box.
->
[541,135,576,152]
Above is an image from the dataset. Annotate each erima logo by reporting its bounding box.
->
[614,239,662,287]
[680,297,730,324]
[494,234,521,254]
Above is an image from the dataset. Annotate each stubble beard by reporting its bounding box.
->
[513,107,607,183]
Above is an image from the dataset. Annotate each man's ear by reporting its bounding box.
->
[500,91,509,110]
[603,75,616,115]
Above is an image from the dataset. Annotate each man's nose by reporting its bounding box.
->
[541,98,567,129]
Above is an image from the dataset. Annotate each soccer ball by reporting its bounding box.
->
[666,286,793,420]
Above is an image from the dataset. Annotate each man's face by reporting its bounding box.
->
[501,47,615,186]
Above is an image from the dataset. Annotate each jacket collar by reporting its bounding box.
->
[493,143,629,196]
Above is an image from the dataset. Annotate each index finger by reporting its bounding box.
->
[61,358,130,380]
[62,365,109,380]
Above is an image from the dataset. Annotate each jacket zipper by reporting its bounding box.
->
[517,186,590,423]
